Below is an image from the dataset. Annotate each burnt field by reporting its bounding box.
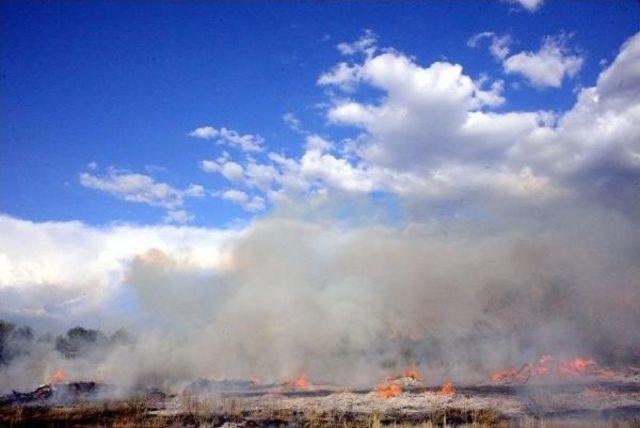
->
[3,323,640,426]
[2,373,640,427]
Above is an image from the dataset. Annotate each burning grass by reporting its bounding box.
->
[2,361,640,427]
[375,383,402,399]
[51,369,65,383]
[437,382,456,395]
[491,356,619,385]
[287,371,310,389]
[2,376,640,427]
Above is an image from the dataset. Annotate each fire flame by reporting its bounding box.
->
[384,366,423,382]
[51,370,65,383]
[375,383,402,398]
[437,381,456,395]
[491,365,530,384]
[287,371,309,389]
[399,367,422,381]
[401,368,422,380]
[491,356,614,384]
[556,358,597,376]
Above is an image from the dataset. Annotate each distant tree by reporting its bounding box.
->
[38,332,54,343]
[0,320,16,365]
[14,326,33,341]
[55,326,109,359]
[0,320,34,365]
[2,321,133,364]
[0,320,15,341]
[110,328,134,346]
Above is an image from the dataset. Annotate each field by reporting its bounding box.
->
[2,376,640,427]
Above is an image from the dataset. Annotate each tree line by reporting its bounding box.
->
[0,320,133,366]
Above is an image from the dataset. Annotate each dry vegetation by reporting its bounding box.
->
[2,377,640,427]
[2,397,640,428]
[0,402,506,427]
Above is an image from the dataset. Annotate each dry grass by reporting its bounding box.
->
[0,401,171,427]
[179,391,213,423]
[2,401,640,427]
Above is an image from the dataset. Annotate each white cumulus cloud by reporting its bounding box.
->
[219,189,266,213]
[189,126,264,152]
[469,32,583,88]
[79,167,204,223]
[467,32,512,60]
[503,35,584,88]
[197,31,640,219]
[503,0,544,12]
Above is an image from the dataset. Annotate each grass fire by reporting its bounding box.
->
[2,320,640,427]
[2,1,640,426]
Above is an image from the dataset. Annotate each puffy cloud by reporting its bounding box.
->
[503,35,584,88]
[282,112,303,132]
[201,158,245,182]
[511,32,640,208]
[189,126,263,152]
[317,62,361,91]
[0,214,237,327]
[336,29,377,57]
[79,168,204,212]
[219,190,266,212]
[470,32,583,88]
[314,31,636,207]
[594,32,640,107]
[245,162,280,191]
[467,32,512,60]
[245,196,266,212]
[163,210,195,224]
[220,162,245,181]
[220,189,250,204]
[304,134,333,153]
[323,50,514,172]
[503,0,544,12]
[188,126,217,139]
[200,160,219,173]
[199,31,639,218]
[299,149,374,193]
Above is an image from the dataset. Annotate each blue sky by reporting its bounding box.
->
[1,0,639,227]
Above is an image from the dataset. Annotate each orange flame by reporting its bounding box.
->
[287,371,309,388]
[437,381,456,395]
[399,367,422,381]
[375,383,402,398]
[385,366,423,382]
[250,375,261,386]
[556,358,597,376]
[491,365,530,384]
[51,370,65,383]
[532,355,555,375]
[491,356,614,383]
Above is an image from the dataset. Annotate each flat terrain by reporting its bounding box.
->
[2,377,640,427]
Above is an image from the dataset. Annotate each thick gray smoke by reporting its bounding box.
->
[122,206,639,387]
[3,199,639,394]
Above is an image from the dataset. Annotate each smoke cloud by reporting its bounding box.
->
[1,198,639,394]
